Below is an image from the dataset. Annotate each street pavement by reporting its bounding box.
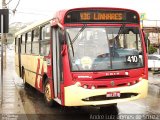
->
[148,71,160,87]
[0,49,28,120]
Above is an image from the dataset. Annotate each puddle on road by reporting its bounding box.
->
[149,85,160,98]
[17,83,120,120]
[15,78,160,120]
[144,85,160,115]
[16,83,24,88]
[18,84,44,103]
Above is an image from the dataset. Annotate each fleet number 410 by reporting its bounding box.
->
[126,55,139,63]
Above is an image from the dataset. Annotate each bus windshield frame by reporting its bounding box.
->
[65,25,144,72]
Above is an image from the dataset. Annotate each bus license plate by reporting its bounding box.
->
[106,91,120,97]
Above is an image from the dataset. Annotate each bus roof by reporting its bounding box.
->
[15,7,139,36]
[15,18,52,36]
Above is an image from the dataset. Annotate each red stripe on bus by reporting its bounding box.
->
[35,58,40,88]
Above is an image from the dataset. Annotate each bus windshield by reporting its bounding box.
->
[66,26,144,71]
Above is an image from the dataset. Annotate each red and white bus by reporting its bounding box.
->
[15,7,148,108]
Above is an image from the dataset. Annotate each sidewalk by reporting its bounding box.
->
[0,50,28,120]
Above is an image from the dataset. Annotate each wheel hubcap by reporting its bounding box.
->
[45,83,51,101]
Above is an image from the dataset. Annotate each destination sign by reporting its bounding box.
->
[80,12,124,21]
[64,10,139,24]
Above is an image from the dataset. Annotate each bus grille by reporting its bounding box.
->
[82,93,138,101]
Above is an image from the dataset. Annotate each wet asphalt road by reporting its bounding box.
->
[5,48,160,120]
[14,70,160,120]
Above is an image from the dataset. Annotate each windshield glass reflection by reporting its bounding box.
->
[66,27,143,71]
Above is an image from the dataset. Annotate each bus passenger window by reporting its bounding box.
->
[21,34,26,54]
[15,38,19,53]
[42,24,50,40]
[26,32,32,54]
[32,28,40,55]
[40,24,50,56]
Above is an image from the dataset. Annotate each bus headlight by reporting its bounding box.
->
[75,82,81,87]
[91,85,96,89]
[83,85,88,89]
[127,83,131,86]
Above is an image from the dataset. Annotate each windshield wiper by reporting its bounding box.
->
[67,32,75,56]
[72,24,86,44]
[105,24,126,69]
[110,24,126,49]
[117,23,126,37]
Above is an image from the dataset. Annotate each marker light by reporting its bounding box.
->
[75,82,81,87]
[83,85,88,89]
[91,86,96,89]
[125,72,129,76]
[127,83,131,86]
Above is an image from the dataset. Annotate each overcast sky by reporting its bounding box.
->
[3,0,160,24]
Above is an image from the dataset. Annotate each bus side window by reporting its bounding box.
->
[32,28,40,55]
[40,24,50,56]
[15,38,19,53]
[26,32,32,54]
[21,34,26,54]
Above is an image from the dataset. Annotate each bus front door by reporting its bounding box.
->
[52,28,62,104]
[18,37,22,77]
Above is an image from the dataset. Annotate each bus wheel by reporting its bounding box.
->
[21,68,28,87]
[44,80,55,107]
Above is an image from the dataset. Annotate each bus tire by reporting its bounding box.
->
[44,80,55,107]
[21,67,28,88]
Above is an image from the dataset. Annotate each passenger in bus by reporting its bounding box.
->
[109,36,120,57]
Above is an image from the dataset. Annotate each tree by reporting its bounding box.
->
[148,44,157,54]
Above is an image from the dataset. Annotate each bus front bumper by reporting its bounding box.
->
[64,78,148,106]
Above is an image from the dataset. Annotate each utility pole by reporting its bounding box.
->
[2,0,7,69]
[1,0,7,105]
